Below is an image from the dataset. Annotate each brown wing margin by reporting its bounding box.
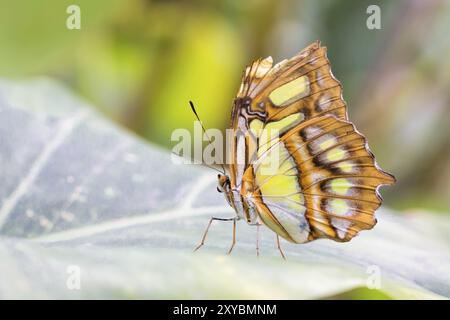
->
[279,114,395,242]
[241,41,349,124]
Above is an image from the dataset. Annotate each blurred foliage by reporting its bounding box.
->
[0,1,449,216]
[323,287,393,300]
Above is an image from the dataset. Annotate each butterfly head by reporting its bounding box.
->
[217,173,238,213]
[217,173,231,194]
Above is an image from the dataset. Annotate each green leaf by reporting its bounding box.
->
[0,78,448,299]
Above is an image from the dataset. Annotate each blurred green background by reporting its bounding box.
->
[0,0,449,214]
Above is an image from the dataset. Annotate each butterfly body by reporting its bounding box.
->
[199,41,394,255]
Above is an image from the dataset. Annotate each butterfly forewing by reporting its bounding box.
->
[239,41,348,123]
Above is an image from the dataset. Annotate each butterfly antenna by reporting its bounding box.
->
[189,101,226,174]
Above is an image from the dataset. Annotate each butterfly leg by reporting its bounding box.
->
[194,217,236,252]
[276,235,286,260]
[226,218,237,255]
[256,224,260,258]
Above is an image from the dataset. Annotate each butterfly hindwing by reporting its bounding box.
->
[248,115,394,243]
[286,115,394,241]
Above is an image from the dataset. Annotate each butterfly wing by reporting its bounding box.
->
[229,41,394,243]
[238,41,348,122]
[230,41,347,188]
[249,115,395,243]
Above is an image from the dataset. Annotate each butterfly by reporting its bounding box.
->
[194,41,395,258]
